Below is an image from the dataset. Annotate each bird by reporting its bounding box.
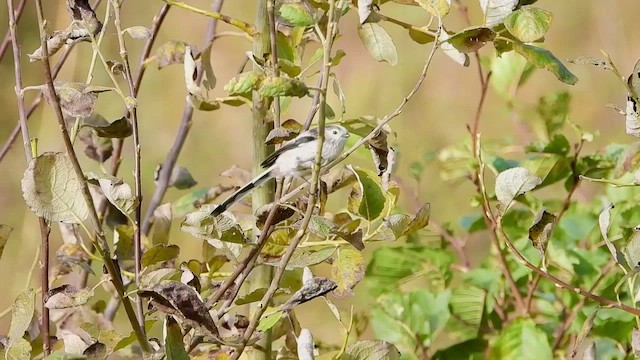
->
[210,125,350,216]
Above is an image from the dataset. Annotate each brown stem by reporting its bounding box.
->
[6,0,52,353]
[112,0,145,332]
[430,220,470,270]
[82,2,169,294]
[552,259,616,351]
[33,0,150,351]
[141,0,223,236]
[524,140,584,312]
[0,0,26,60]
[499,225,640,316]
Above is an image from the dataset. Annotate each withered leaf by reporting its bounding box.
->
[265,119,303,145]
[140,281,219,338]
[255,203,297,228]
[45,284,94,309]
[281,277,337,311]
[81,115,132,138]
[528,209,556,256]
[42,82,113,118]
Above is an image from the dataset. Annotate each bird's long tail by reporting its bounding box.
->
[211,168,273,216]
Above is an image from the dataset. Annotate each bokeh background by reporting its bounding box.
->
[0,0,638,349]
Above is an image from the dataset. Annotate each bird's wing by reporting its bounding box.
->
[261,134,316,168]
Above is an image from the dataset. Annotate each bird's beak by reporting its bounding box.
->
[343,132,350,139]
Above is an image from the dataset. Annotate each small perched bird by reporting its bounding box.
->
[211,125,350,216]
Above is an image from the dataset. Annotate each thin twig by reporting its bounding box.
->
[0,0,26,60]
[161,0,255,35]
[112,0,146,332]
[552,259,616,351]
[6,0,51,353]
[0,0,103,163]
[498,225,640,316]
[84,2,170,294]
[525,140,584,312]
[141,0,223,236]
[33,0,150,351]
[267,0,280,128]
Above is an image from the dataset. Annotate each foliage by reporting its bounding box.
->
[4,0,640,359]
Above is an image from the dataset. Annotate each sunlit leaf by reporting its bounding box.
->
[98,176,137,216]
[331,248,365,296]
[258,76,308,97]
[479,0,518,26]
[22,152,89,223]
[357,23,398,66]
[495,167,542,207]
[224,71,264,95]
[416,0,450,18]
[279,3,315,27]
[348,166,386,221]
[504,7,553,42]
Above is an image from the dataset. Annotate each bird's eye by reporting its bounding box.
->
[332,130,338,135]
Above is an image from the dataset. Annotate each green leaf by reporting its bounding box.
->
[224,71,264,95]
[181,208,247,245]
[258,77,308,97]
[331,248,365,296]
[440,285,485,348]
[536,91,570,137]
[494,167,542,207]
[8,289,35,350]
[22,152,89,223]
[447,27,496,53]
[81,115,132,138]
[366,247,453,295]
[415,0,450,18]
[504,7,553,42]
[348,166,386,221]
[511,42,578,85]
[344,340,401,360]
[279,3,315,27]
[490,51,529,101]
[154,40,193,69]
[357,23,398,66]
[490,318,552,360]
[439,28,470,67]
[0,224,12,260]
[257,310,284,332]
[525,134,570,155]
[141,244,180,267]
[285,247,336,270]
[479,0,518,26]
[164,317,188,360]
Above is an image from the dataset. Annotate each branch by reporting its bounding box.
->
[33,0,150,352]
[498,225,640,316]
[161,0,255,35]
[0,0,104,163]
[141,1,222,236]
[6,0,51,353]
[0,0,26,60]
[112,0,145,332]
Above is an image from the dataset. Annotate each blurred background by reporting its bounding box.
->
[0,0,638,348]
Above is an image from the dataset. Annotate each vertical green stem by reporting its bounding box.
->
[249,0,274,358]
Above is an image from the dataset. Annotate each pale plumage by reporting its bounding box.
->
[211,125,349,216]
